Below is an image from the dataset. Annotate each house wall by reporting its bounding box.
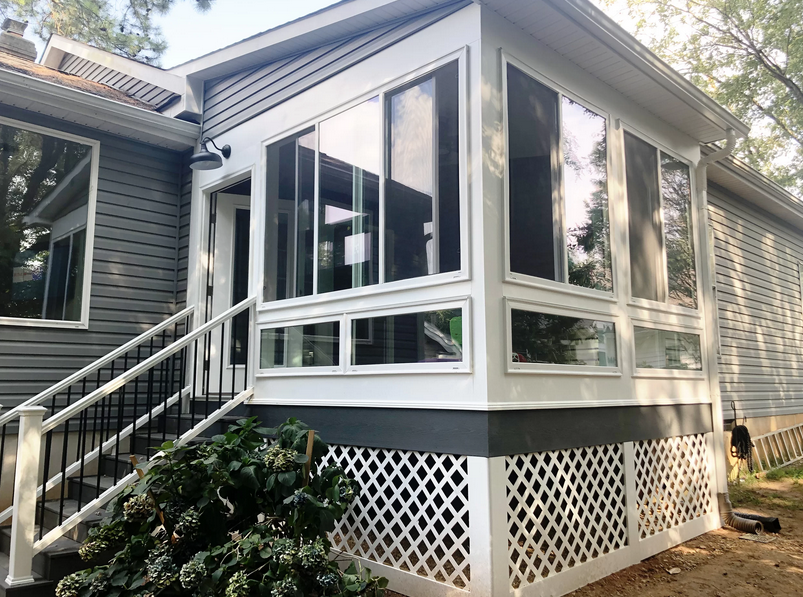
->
[709,183,803,421]
[478,7,713,417]
[0,104,190,409]
[200,1,471,139]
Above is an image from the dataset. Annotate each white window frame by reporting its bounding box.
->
[256,48,470,314]
[0,116,100,329]
[504,297,622,377]
[631,318,705,379]
[345,297,470,375]
[501,51,617,303]
[619,122,703,318]
[256,296,471,377]
[256,314,346,377]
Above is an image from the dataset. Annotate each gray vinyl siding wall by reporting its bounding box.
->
[201,0,470,139]
[0,105,189,409]
[176,154,193,309]
[709,184,803,420]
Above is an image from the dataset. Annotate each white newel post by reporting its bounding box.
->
[6,406,46,586]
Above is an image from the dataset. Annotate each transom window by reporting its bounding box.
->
[0,120,95,324]
[263,61,461,303]
[506,63,613,292]
[624,132,697,309]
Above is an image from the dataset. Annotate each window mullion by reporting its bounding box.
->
[656,147,669,303]
[379,93,387,285]
[312,126,320,296]
[556,93,569,285]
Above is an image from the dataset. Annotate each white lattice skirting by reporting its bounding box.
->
[323,445,471,591]
[505,433,718,596]
[320,434,717,597]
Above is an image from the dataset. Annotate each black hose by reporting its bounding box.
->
[730,424,754,472]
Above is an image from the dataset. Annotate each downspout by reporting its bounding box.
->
[696,129,762,534]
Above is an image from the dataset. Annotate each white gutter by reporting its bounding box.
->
[0,67,200,150]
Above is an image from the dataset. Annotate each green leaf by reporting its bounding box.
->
[240,465,259,489]
[278,471,297,486]
[228,460,243,471]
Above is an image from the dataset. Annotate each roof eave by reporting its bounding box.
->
[546,0,749,140]
[0,67,200,150]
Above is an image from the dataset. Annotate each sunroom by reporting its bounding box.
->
[177,1,747,595]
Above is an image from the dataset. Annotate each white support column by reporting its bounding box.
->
[6,406,46,586]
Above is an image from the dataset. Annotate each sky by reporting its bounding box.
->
[155,0,342,68]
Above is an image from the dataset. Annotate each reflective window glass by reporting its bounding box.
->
[563,97,612,291]
[511,309,617,367]
[634,326,702,370]
[385,61,460,282]
[0,122,93,321]
[352,308,462,365]
[260,322,340,369]
[318,98,381,293]
[661,153,697,308]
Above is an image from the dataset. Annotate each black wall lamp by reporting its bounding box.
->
[189,136,231,170]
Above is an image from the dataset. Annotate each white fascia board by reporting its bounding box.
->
[168,0,412,79]
[543,0,749,140]
[0,68,200,149]
[42,35,186,95]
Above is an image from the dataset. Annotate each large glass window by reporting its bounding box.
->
[264,128,315,302]
[0,121,93,322]
[262,61,462,303]
[624,132,697,308]
[259,321,340,369]
[634,326,702,371]
[318,98,380,293]
[385,62,460,282]
[511,309,617,367]
[351,308,462,366]
[506,64,612,292]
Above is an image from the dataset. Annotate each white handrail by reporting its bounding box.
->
[41,297,256,435]
[0,306,194,429]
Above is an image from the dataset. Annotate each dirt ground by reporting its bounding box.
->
[570,467,803,597]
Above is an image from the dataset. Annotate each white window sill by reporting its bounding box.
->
[0,317,88,329]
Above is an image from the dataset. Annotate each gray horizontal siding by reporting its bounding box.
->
[201,1,470,138]
[0,105,189,408]
[710,184,803,420]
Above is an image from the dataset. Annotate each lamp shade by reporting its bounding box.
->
[189,145,223,170]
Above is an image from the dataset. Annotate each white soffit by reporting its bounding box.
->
[482,0,749,143]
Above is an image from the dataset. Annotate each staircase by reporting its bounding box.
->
[0,298,257,595]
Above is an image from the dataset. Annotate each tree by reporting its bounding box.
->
[0,0,214,63]
[598,0,803,194]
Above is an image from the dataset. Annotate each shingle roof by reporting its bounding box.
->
[0,50,156,111]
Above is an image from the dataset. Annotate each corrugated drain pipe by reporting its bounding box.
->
[697,129,762,534]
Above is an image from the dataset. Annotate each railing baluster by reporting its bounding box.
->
[0,423,7,495]
[160,330,168,446]
[193,337,201,429]
[38,429,54,540]
[231,317,237,399]
[113,354,128,484]
[218,322,225,411]
[57,387,72,525]
[76,408,89,508]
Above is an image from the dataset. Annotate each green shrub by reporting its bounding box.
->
[56,417,386,597]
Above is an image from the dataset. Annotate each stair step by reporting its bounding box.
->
[0,527,84,582]
[39,500,106,543]
[0,552,53,597]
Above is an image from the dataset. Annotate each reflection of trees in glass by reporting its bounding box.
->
[562,100,613,292]
[511,309,616,367]
[0,124,90,318]
[660,154,697,308]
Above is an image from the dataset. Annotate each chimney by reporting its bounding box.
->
[0,19,37,62]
